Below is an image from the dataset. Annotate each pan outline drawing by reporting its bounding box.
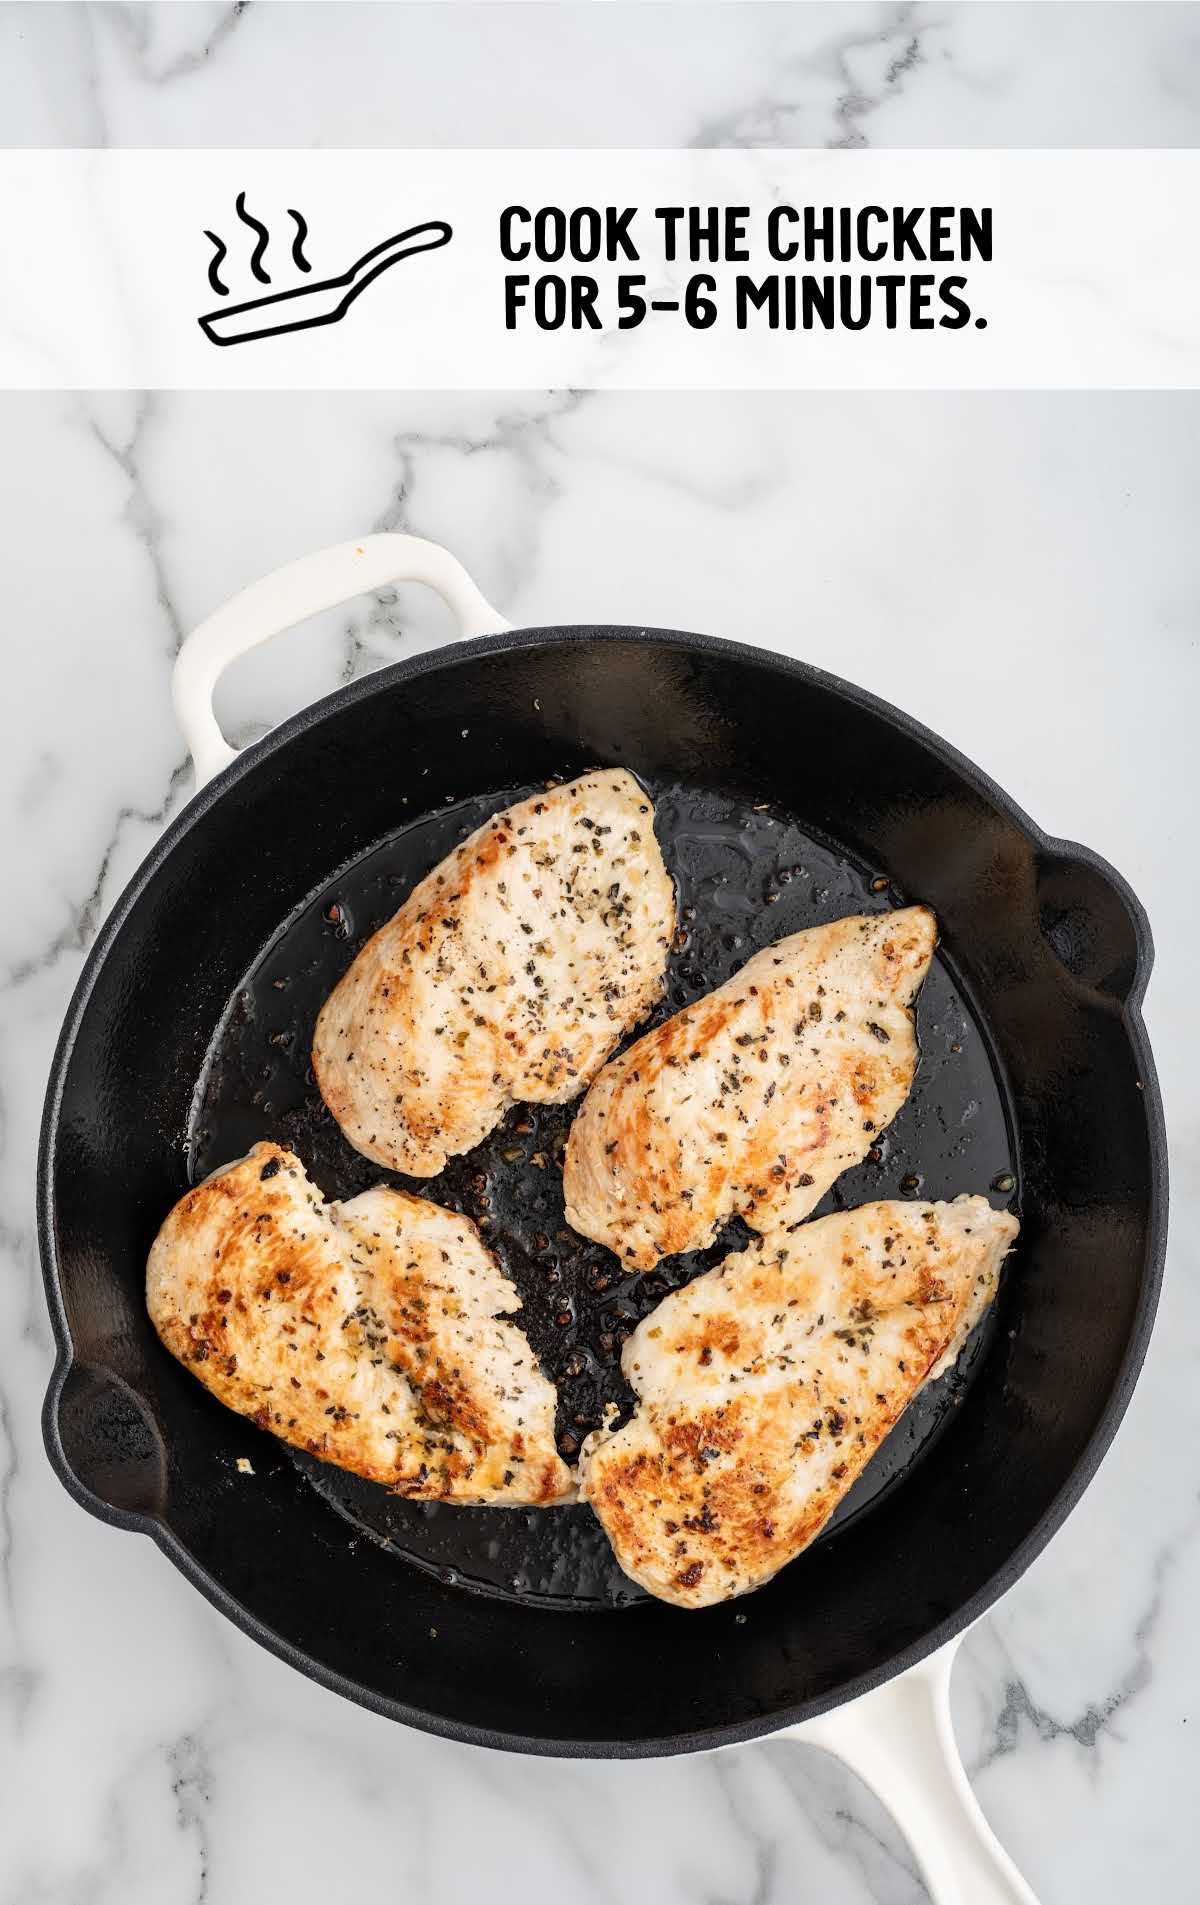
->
[198,219,454,347]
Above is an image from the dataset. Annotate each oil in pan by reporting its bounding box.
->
[190,778,1019,1610]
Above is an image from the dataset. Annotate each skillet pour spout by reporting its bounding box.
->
[44,1360,168,1527]
[1033,843,1152,1006]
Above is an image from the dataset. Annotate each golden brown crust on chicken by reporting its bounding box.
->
[312,770,675,1176]
[578,1197,1017,1607]
[563,907,936,1271]
[146,1143,572,1505]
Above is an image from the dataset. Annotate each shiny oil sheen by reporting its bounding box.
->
[191,779,1016,1609]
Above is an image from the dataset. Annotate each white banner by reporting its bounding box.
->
[1,150,1197,389]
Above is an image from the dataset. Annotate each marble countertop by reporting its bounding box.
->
[4,1,1200,149]
[2,8,1199,1905]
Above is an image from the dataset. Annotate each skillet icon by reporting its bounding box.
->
[199,193,453,346]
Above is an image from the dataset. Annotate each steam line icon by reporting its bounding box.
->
[199,192,453,346]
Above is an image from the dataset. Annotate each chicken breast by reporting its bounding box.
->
[147,1142,573,1505]
[563,907,937,1271]
[579,1196,1017,1607]
[313,770,675,1176]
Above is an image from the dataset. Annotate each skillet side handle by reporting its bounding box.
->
[172,533,511,790]
[790,1638,1040,1905]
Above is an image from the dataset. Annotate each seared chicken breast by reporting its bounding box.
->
[579,1197,1017,1607]
[313,770,675,1176]
[564,907,936,1271]
[147,1142,572,1505]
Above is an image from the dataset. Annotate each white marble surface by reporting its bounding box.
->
[4,386,1198,1905]
[2,1,1200,150]
[2,8,1199,1905]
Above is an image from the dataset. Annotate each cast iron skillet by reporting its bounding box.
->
[39,537,1166,1900]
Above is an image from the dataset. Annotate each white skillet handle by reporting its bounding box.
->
[791,1638,1039,1905]
[172,532,511,790]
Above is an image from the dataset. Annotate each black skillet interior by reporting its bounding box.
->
[191,778,1016,1609]
[41,630,1165,1753]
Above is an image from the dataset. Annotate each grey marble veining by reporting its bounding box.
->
[2,385,1197,1905]
[1,3,1200,149]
